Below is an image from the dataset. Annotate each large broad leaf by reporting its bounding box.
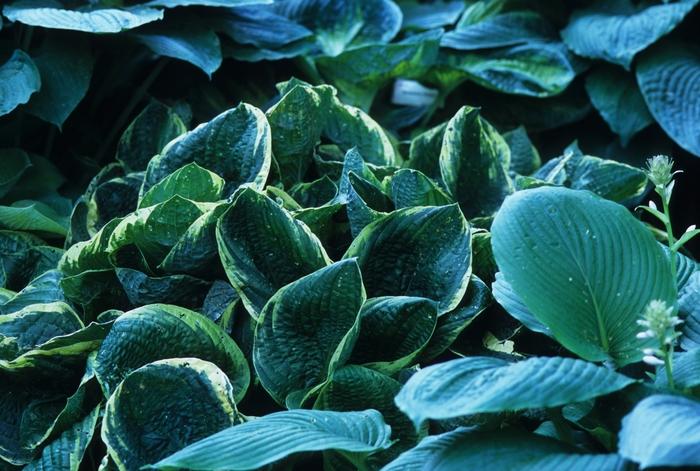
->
[0,149,31,199]
[0,198,70,237]
[315,365,423,467]
[93,304,249,400]
[143,103,271,196]
[561,0,698,69]
[116,101,187,173]
[389,169,451,209]
[345,204,471,314]
[680,271,700,350]
[3,1,164,33]
[395,355,634,427]
[618,394,700,469]
[439,106,512,218]
[253,260,365,407]
[531,144,648,204]
[350,296,437,374]
[382,427,627,471]
[0,269,65,314]
[138,162,224,208]
[24,406,100,471]
[491,187,676,366]
[26,36,94,129]
[441,11,555,50]
[0,50,40,117]
[503,126,541,176]
[585,65,653,146]
[217,6,313,49]
[0,231,62,291]
[637,41,700,157]
[400,0,464,30]
[493,272,551,336]
[152,409,391,470]
[145,0,271,7]
[217,188,331,318]
[656,349,700,390]
[133,24,222,77]
[102,358,239,471]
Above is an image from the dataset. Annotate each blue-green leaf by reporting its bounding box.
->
[0,50,40,117]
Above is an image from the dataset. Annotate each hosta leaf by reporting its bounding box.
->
[390,169,451,209]
[290,176,337,208]
[145,0,271,7]
[94,303,249,400]
[395,356,634,427]
[532,144,647,204]
[382,427,627,471]
[561,0,698,69]
[637,41,700,157]
[316,30,440,110]
[493,272,551,336]
[26,36,94,128]
[216,188,331,318]
[418,275,491,361]
[407,122,446,181]
[350,297,436,374]
[0,149,31,199]
[0,199,69,237]
[585,66,653,145]
[618,394,700,468]
[102,358,239,470]
[0,50,40,117]
[153,409,391,470]
[503,126,540,176]
[315,366,423,466]
[253,260,365,407]
[218,6,312,49]
[344,204,470,314]
[3,2,164,33]
[133,24,222,77]
[24,406,100,471]
[491,187,676,365]
[0,269,65,315]
[436,41,578,98]
[266,83,334,184]
[114,268,210,308]
[139,162,224,208]
[116,101,187,173]
[143,103,271,196]
[401,0,464,30]
[680,271,700,350]
[656,349,700,390]
[439,106,511,218]
[441,11,555,50]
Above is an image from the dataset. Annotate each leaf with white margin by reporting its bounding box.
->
[618,394,700,469]
[395,356,634,428]
[152,409,391,470]
[253,260,365,408]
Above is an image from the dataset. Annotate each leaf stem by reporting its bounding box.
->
[94,57,169,164]
[660,191,677,283]
[663,347,675,390]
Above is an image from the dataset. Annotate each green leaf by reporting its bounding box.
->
[680,271,700,350]
[390,169,451,209]
[26,35,94,129]
[133,24,222,77]
[493,272,551,336]
[503,126,541,176]
[217,5,312,50]
[94,303,249,400]
[400,0,464,30]
[0,199,70,237]
[491,186,676,366]
[407,122,446,182]
[1,269,65,315]
[0,231,59,291]
[0,50,40,117]
[152,409,391,470]
[585,65,653,146]
[143,103,271,196]
[350,297,437,374]
[102,358,239,470]
[253,260,365,407]
[396,355,634,427]
[139,162,224,208]
[345,204,471,314]
[561,0,698,69]
[290,176,338,208]
[114,268,210,308]
[656,349,700,390]
[24,406,100,471]
[3,1,164,33]
[619,394,700,468]
[145,0,271,7]
[382,427,628,471]
[0,149,31,199]
[637,41,700,157]
[266,82,334,184]
[216,188,331,319]
[532,144,647,204]
[116,101,187,173]
[315,366,423,466]
[441,11,555,50]
[439,106,512,218]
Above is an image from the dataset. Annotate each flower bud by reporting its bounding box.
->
[645,155,676,188]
